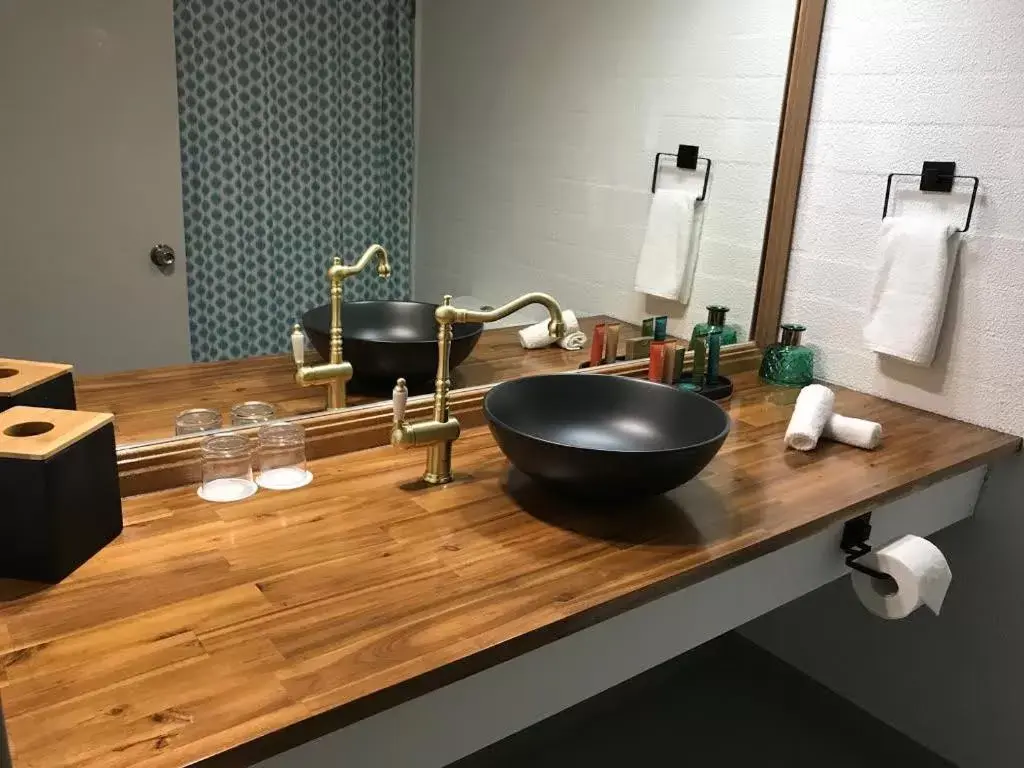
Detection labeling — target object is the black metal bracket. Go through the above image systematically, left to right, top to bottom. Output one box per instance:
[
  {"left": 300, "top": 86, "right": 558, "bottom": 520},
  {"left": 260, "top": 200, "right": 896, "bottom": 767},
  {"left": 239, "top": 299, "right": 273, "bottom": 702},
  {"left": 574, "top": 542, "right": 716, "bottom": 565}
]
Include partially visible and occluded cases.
[
  {"left": 651, "top": 144, "right": 711, "bottom": 200},
  {"left": 882, "top": 161, "right": 979, "bottom": 233},
  {"left": 840, "top": 514, "right": 894, "bottom": 582}
]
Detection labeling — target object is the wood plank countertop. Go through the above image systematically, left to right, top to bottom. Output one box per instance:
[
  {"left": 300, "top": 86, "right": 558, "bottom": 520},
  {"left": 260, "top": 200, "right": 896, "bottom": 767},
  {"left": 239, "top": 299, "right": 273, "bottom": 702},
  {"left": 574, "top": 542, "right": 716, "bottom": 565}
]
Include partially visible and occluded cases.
[
  {"left": 75, "top": 315, "right": 630, "bottom": 446},
  {"left": 1, "top": 373, "right": 1018, "bottom": 768}
]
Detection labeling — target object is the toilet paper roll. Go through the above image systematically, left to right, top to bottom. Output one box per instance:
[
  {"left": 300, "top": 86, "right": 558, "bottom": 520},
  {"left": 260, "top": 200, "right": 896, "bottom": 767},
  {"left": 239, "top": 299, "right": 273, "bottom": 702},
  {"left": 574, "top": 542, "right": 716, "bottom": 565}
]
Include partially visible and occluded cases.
[{"left": 852, "top": 535, "right": 952, "bottom": 620}]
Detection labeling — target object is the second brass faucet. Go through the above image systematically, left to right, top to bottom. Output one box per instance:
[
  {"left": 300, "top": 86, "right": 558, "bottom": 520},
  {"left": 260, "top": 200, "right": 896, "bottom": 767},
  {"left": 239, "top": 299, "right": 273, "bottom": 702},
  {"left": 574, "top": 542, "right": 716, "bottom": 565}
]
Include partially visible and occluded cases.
[
  {"left": 291, "top": 244, "right": 391, "bottom": 409},
  {"left": 392, "top": 292, "right": 565, "bottom": 484}
]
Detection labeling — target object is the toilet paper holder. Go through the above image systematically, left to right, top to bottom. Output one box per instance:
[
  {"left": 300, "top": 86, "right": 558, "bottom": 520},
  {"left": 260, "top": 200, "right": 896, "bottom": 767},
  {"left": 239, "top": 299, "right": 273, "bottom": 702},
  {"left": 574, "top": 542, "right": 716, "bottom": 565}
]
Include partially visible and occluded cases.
[{"left": 840, "top": 514, "right": 892, "bottom": 582}]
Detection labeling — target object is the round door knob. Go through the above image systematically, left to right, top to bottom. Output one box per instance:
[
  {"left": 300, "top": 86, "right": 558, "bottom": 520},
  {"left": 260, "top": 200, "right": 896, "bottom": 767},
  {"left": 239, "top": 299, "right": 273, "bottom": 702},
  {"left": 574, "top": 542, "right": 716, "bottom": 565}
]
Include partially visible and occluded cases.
[{"left": 150, "top": 244, "right": 176, "bottom": 268}]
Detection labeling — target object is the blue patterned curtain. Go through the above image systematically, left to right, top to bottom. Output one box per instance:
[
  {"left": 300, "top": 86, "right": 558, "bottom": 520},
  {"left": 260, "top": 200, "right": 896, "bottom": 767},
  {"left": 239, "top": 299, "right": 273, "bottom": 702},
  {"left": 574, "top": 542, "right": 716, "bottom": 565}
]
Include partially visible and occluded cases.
[{"left": 174, "top": 0, "right": 415, "bottom": 361}]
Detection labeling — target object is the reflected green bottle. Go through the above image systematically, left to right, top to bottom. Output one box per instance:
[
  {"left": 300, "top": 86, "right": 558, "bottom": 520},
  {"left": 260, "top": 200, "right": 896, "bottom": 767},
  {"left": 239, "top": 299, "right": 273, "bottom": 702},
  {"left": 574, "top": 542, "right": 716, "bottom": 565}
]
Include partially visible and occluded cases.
[
  {"left": 690, "top": 305, "right": 739, "bottom": 348},
  {"left": 759, "top": 323, "right": 814, "bottom": 387}
]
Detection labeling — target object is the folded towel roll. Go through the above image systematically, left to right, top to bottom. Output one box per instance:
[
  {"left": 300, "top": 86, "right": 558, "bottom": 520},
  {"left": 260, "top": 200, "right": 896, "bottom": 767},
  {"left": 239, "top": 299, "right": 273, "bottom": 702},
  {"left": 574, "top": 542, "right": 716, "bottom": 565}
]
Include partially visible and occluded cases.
[
  {"left": 634, "top": 188, "right": 704, "bottom": 302},
  {"left": 863, "top": 214, "right": 959, "bottom": 366},
  {"left": 518, "top": 310, "right": 586, "bottom": 351},
  {"left": 784, "top": 384, "right": 835, "bottom": 452},
  {"left": 823, "top": 413, "right": 882, "bottom": 450}
]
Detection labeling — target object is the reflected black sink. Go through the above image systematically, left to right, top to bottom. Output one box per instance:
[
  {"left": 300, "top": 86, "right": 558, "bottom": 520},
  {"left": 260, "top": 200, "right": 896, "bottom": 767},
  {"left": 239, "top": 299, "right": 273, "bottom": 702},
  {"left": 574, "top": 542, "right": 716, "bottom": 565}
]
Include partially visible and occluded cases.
[
  {"left": 302, "top": 301, "right": 484, "bottom": 387},
  {"left": 484, "top": 374, "right": 730, "bottom": 498}
]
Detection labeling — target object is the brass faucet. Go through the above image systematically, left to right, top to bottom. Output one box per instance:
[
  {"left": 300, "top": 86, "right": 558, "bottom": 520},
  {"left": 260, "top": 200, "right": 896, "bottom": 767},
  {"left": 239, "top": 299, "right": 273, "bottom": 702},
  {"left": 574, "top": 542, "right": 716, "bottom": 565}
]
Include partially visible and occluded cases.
[
  {"left": 291, "top": 244, "right": 391, "bottom": 409},
  {"left": 391, "top": 292, "right": 565, "bottom": 484}
]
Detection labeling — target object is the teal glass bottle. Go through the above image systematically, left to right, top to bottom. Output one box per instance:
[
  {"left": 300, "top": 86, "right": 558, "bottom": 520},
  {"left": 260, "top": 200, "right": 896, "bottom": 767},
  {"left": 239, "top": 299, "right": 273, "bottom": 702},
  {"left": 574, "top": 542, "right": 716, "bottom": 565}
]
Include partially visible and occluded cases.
[
  {"left": 690, "top": 305, "right": 739, "bottom": 347},
  {"left": 759, "top": 323, "right": 814, "bottom": 387}
]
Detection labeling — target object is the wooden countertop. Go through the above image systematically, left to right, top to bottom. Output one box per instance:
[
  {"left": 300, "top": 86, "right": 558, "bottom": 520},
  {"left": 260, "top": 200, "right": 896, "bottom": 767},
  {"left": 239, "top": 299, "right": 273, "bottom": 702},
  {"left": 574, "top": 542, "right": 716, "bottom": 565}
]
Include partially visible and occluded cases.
[
  {"left": 75, "top": 315, "right": 627, "bottom": 446},
  {"left": 1, "top": 374, "right": 1018, "bottom": 768}
]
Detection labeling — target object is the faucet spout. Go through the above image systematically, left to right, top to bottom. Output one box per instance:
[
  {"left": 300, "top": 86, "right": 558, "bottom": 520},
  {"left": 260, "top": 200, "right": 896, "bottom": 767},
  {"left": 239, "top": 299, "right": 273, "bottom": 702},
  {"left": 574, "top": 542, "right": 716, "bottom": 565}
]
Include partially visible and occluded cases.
[
  {"left": 330, "top": 244, "right": 391, "bottom": 281},
  {"left": 435, "top": 292, "right": 565, "bottom": 339}
]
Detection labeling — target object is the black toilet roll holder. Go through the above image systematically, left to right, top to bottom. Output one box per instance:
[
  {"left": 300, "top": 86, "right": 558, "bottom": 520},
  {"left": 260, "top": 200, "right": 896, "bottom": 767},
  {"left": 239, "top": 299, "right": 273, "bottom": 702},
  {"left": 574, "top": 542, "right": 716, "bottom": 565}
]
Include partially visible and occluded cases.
[{"left": 840, "top": 514, "right": 894, "bottom": 583}]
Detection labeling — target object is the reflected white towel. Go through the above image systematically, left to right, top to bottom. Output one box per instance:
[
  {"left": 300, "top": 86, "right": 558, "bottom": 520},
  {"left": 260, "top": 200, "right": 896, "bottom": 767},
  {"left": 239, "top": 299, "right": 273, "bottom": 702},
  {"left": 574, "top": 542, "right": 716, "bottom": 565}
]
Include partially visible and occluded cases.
[
  {"left": 634, "top": 189, "right": 703, "bottom": 302},
  {"left": 863, "top": 215, "right": 958, "bottom": 366},
  {"left": 518, "top": 309, "right": 586, "bottom": 351},
  {"left": 784, "top": 384, "right": 835, "bottom": 452},
  {"left": 823, "top": 413, "right": 882, "bottom": 450}
]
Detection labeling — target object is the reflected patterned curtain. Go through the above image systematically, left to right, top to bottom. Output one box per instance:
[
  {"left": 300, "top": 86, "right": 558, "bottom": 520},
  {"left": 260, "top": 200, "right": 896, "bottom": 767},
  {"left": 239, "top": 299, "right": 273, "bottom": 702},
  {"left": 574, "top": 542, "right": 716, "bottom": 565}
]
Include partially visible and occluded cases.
[{"left": 174, "top": 0, "right": 415, "bottom": 361}]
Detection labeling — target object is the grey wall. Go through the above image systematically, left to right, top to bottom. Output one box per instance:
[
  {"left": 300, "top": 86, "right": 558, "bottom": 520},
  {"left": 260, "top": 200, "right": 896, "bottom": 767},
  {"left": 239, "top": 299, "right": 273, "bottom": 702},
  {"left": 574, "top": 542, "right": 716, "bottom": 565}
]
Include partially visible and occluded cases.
[{"left": 745, "top": 455, "right": 1024, "bottom": 768}]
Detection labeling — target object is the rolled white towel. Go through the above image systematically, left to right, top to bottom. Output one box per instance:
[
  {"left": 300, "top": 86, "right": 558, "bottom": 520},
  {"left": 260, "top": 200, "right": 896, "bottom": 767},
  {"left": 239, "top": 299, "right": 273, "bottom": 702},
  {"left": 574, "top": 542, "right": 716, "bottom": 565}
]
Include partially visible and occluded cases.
[
  {"left": 519, "top": 310, "right": 586, "bottom": 351},
  {"left": 784, "top": 384, "right": 835, "bottom": 452},
  {"left": 822, "top": 413, "right": 882, "bottom": 450}
]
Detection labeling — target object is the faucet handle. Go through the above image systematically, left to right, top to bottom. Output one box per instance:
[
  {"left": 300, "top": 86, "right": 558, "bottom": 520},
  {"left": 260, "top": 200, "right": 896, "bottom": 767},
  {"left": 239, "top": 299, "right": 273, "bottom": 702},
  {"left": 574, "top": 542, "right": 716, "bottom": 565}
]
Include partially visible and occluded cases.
[
  {"left": 291, "top": 324, "right": 306, "bottom": 367},
  {"left": 393, "top": 378, "right": 408, "bottom": 423}
]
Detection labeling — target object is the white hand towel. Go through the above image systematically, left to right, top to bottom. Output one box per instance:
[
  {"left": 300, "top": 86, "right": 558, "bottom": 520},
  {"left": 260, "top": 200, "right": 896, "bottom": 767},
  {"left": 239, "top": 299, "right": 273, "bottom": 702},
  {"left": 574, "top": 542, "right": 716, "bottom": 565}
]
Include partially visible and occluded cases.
[
  {"left": 634, "top": 189, "right": 703, "bottom": 302},
  {"left": 863, "top": 215, "right": 959, "bottom": 366},
  {"left": 518, "top": 310, "right": 586, "bottom": 351},
  {"left": 784, "top": 384, "right": 835, "bottom": 451},
  {"left": 822, "top": 413, "right": 882, "bottom": 450}
]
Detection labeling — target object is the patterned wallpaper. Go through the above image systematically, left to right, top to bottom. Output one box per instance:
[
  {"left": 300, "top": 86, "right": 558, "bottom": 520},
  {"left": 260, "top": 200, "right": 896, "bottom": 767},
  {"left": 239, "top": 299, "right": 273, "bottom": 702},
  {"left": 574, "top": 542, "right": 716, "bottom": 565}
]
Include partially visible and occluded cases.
[{"left": 174, "top": 0, "right": 415, "bottom": 361}]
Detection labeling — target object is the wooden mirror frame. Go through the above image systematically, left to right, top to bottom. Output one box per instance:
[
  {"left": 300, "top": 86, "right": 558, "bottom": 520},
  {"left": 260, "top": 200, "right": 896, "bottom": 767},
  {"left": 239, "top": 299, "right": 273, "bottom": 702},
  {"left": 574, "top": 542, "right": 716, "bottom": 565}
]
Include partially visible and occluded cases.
[{"left": 117, "top": 0, "right": 827, "bottom": 496}]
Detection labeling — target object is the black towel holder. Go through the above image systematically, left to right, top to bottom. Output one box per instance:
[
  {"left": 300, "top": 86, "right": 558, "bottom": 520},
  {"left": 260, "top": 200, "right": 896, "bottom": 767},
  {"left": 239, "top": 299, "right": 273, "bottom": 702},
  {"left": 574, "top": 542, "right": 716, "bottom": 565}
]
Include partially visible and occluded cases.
[
  {"left": 651, "top": 144, "right": 711, "bottom": 200},
  {"left": 882, "top": 161, "right": 979, "bottom": 233}
]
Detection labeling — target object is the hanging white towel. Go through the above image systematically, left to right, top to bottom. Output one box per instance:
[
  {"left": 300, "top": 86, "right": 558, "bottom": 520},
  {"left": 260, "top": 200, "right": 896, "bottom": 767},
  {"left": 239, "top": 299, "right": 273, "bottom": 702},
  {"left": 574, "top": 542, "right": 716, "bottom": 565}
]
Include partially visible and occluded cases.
[
  {"left": 634, "top": 189, "right": 703, "bottom": 302},
  {"left": 863, "top": 215, "right": 959, "bottom": 366},
  {"left": 518, "top": 310, "right": 586, "bottom": 351}
]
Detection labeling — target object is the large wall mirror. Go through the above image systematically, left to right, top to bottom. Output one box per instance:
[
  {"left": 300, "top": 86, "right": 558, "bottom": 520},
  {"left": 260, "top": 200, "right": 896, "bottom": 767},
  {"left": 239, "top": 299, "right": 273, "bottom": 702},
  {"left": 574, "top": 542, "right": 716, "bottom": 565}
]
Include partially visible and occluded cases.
[{"left": 0, "top": 0, "right": 816, "bottom": 450}]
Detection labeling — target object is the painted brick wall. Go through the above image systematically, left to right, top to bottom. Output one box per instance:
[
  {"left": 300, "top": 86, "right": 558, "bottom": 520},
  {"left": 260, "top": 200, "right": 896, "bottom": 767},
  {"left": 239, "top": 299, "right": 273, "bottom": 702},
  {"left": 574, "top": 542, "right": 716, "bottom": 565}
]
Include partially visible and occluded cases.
[
  {"left": 413, "top": 0, "right": 794, "bottom": 338},
  {"left": 781, "top": 0, "right": 1024, "bottom": 436},
  {"left": 749, "top": 3, "right": 1024, "bottom": 767}
]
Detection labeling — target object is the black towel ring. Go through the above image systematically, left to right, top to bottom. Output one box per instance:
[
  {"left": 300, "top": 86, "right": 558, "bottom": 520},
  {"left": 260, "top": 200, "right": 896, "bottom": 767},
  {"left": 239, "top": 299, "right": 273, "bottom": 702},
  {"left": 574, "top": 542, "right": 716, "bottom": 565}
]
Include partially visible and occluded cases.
[
  {"left": 651, "top": 144, "right": 711, "bottom": 201},
  {"left": 882, "top": 161, "right": 979, "bottom": 233}
]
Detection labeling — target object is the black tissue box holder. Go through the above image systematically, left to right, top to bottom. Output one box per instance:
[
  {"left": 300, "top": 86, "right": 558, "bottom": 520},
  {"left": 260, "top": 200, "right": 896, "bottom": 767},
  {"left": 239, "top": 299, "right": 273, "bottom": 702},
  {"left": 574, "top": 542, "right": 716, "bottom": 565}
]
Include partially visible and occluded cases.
[{"left": 0, "top": 407, "right": 122, "bottom": 583}]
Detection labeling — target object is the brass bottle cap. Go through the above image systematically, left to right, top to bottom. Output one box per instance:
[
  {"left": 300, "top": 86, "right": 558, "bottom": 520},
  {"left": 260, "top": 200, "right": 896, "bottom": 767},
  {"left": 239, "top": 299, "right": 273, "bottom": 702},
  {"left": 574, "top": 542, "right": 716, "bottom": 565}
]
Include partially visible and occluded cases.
[{"left": 780, "top": 323, "right": 806, "bottom": 347}]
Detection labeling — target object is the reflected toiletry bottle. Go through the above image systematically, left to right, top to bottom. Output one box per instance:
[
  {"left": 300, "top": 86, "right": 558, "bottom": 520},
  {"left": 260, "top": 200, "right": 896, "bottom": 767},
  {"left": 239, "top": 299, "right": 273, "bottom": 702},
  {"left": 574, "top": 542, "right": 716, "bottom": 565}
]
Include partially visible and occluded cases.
[
  {"left": 690, "top": 305, "right": 739, "bottom": 347},
  {"left": 759, "top": 323, "right": 814, "bottom": 387},
  {"left": 705, "top": 328, "right": 722, "bottom": 385}
]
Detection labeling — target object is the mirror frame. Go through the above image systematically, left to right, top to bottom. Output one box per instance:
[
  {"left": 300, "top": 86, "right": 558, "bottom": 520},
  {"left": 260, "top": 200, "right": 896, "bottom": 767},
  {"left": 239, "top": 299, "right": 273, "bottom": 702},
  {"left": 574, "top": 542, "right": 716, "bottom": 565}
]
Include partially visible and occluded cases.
[{"left": 116, "top": 0, "right": 827, "bottom": 496}]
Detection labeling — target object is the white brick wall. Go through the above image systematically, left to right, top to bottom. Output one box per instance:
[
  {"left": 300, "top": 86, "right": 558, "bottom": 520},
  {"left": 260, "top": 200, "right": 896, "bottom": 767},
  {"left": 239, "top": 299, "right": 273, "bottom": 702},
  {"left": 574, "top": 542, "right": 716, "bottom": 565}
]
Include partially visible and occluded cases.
[
  {"left": 414, "top": 0, "right": 794, "bottom": 338},
  {"left": 782, "top": 0, "right": 1024, "bottom": 436},
  {"left": 751, "top": 6, "right": 1024, "bottom": 768}
]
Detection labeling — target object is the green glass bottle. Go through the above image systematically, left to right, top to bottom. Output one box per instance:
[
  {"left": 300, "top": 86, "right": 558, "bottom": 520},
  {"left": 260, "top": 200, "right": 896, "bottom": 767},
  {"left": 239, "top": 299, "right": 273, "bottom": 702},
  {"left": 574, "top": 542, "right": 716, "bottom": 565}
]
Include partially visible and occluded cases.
[
  {"left": 690, "top": 305, "right": 739, "bottom": 348},
  {"left": 759, "top": 323, "right": 814, "bottom": 387}
]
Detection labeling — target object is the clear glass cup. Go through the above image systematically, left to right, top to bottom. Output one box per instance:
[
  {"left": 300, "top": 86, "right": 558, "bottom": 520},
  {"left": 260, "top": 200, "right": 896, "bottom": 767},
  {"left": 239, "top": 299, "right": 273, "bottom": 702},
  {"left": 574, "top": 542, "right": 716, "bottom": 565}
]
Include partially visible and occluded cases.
[
  {"left": 230, "top": 401, "right": 276, "bottom": 427},
  {"left": 175, "top": 408, "right": 223, "bottom": 436},
  {"left": 256, "top": 422, "right": 311, "bottom": 490},
  {"left": 198, "top": 434, "right": 257, "bottom": 503}
]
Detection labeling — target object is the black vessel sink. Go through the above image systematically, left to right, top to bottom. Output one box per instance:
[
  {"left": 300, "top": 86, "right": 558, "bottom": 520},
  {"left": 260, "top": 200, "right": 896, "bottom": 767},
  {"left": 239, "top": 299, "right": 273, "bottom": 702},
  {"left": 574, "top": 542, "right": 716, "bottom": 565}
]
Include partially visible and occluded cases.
[
  {"left": 302, "top": 301, "right": 483, "bottom": 387},
  {"left": 484, "top": 374, "right": 730, "bottom": 498}
]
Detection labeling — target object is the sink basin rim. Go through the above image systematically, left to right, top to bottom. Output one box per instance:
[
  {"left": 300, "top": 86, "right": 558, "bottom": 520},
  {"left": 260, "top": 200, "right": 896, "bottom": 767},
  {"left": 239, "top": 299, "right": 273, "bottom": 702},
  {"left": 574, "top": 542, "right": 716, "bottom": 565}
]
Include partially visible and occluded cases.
[{"left": 483, "top": 373, "right": 731, "bottom": 456}]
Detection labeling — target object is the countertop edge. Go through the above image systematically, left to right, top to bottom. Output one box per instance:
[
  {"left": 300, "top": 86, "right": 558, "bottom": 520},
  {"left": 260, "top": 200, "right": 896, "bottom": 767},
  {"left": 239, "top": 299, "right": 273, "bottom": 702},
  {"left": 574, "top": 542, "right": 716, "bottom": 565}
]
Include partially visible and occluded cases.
[{"left": 190, "top": 433, "right": 1021, "bottom": 768}]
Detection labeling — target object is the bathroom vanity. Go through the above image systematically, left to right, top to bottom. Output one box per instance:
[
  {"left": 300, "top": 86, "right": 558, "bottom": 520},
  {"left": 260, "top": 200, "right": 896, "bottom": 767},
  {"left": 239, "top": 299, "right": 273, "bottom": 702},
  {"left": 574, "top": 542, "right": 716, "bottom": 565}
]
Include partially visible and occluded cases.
[{"left": 0, "top": 372, "right": 1017, "bottom": 768}]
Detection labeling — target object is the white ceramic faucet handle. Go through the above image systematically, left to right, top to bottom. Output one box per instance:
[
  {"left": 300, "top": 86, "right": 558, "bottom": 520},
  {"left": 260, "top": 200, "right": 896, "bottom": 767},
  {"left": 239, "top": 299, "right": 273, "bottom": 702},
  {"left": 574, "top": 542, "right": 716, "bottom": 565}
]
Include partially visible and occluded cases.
[
  {"left": 291, "top": 324, "right": 306, "bottom": 367},
  {"left": 393, "top": 378, "right": 408, "bottom": 423}
]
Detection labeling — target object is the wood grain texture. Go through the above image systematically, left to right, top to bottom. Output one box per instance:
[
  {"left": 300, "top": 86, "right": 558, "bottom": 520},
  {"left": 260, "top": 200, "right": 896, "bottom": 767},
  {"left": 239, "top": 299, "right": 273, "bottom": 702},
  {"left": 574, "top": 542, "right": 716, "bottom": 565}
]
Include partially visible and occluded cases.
[
  {"left": 751, "top": 0, "right": 827, "bottom": 348},
  {"left": 77, "top": 316, "right": 632, "bottom": 447},
  {"left": 113, "top": 342, "right": 760, "bottom": 498},
  {"left": 0, "top": 359, "right": 73, "bottom": 397},
  {"left": 1, "top": 372, "right": 1018, "bottom": 768},
  {"left": 0, "top": 406, "right": 113, "bottom": 460}
]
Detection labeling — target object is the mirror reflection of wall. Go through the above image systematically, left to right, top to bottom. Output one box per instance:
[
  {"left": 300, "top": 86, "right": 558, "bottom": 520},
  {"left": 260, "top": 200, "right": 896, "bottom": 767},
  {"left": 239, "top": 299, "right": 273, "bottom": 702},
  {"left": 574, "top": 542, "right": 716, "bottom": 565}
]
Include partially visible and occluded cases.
[
  {"left": 0, "top": 0, "right": 797, "bottom": 447},
  {"left": 414, "top": 0, "right": 795, "bottom": 338}
]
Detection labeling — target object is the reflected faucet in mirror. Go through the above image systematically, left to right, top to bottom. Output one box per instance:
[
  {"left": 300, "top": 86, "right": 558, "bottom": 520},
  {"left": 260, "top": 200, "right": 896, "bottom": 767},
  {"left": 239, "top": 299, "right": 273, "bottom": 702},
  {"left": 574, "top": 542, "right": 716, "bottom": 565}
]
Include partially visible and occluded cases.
[
  {"left": 291, "top": 244, "right": 391, "bottom": 410},
  {"left": 392, "top": 292, "right": 565, "bottom": 484}
]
